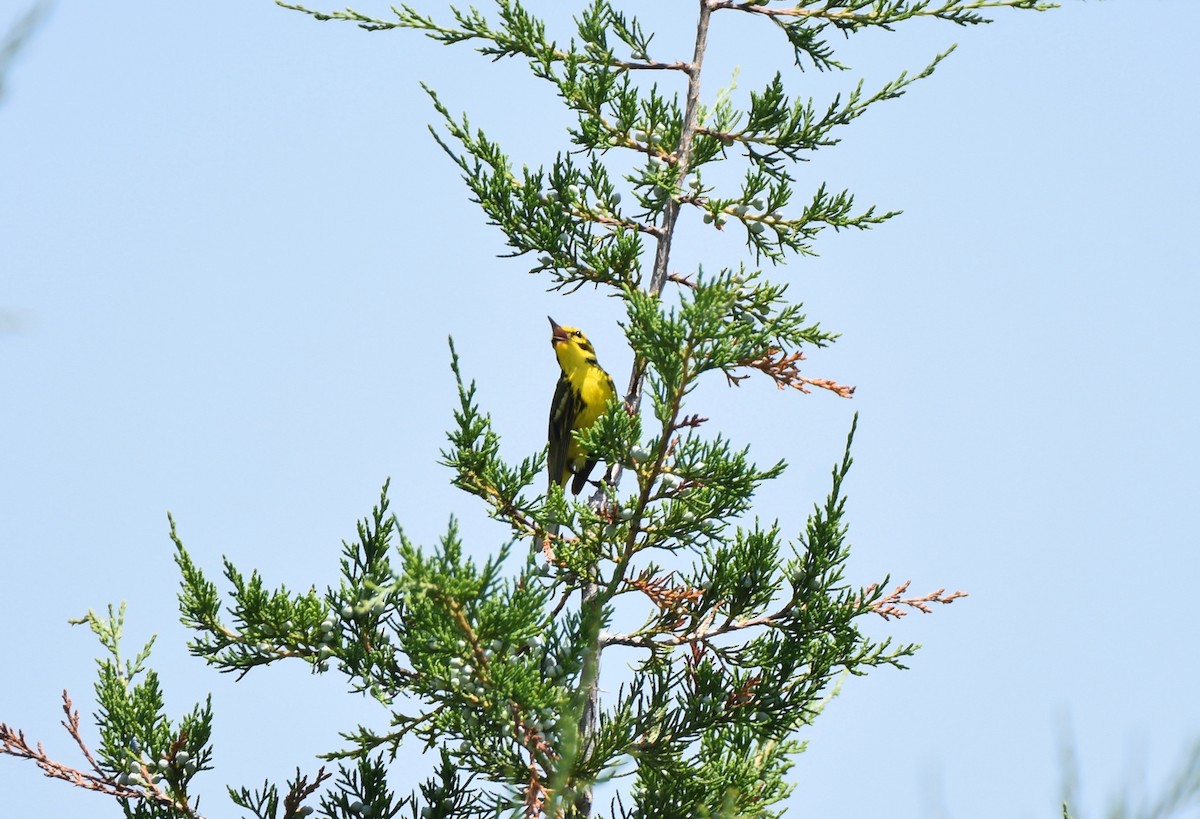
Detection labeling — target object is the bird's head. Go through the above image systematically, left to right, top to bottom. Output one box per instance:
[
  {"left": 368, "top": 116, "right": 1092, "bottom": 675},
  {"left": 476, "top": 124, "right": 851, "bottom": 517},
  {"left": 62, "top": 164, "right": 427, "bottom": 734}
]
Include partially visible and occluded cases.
[{"left": 548, "top": 316, "right": 598, "bottom": 372}]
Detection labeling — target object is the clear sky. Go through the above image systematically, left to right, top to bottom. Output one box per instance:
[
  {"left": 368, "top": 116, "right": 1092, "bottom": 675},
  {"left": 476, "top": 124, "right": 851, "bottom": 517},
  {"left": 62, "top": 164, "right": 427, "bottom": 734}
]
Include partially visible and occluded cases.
[{"left": 2, "top": 2, "right": 1198, "bottom": 818}]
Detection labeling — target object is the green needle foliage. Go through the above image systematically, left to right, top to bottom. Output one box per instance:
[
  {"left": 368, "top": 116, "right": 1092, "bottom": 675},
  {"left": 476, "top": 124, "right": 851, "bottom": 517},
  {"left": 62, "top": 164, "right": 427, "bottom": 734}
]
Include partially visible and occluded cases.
[{"left": 1, "top": 1, "right": 1062, "bottom": 818}]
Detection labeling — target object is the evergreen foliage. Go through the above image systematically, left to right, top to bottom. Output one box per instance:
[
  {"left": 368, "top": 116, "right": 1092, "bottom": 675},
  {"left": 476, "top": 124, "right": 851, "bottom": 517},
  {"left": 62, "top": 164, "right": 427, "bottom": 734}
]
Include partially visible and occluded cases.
[{"left": 1, "top": 1, "right": 1058, "bottom": 817}]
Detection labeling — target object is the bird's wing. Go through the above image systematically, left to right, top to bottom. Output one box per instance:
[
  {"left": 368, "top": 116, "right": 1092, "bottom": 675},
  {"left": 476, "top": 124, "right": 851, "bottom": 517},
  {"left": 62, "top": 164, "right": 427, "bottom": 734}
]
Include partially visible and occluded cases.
[{"left": 548, "top": 374, "right": 576, "bottom": 489}]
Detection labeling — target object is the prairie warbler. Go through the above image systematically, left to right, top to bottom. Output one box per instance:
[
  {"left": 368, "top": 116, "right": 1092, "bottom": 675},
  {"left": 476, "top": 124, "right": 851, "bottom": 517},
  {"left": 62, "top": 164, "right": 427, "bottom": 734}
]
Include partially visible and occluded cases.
[{"left": 547, "top": 317, "right": 616, "bottom": 494}]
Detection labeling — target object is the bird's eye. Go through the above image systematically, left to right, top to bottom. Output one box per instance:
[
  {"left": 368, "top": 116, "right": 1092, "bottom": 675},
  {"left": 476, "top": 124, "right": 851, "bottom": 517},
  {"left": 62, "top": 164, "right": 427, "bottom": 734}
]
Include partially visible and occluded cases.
[{"left": 572, "top": 331, "right": 582, "bottom": 338}]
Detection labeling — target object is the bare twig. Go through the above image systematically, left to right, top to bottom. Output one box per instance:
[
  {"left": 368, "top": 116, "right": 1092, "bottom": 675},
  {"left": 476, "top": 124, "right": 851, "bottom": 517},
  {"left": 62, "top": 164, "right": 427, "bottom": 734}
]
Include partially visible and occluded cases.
[
  {"left": 617, "top": 0, "right": 715, "bottom": 417},
  {"left": 725, "top": 347, "right": 856, "bottom": 398},
  {"left": 675, "top": 413, "right": 708, "bottom": 430},
  {"left": 627, "top": 571, "right": 706, "bottom": 629},
  {"left": 865, "top": 581, "right": 969, "bottom": 621},
  {"left": 602, "top": 595, "right": 788, "bottom": 650},
  {"left": 1, "top": 692, "right": 142, "bottom": 802},
  {"left": 59, "top": 692, "right": 104, "bottom": 778},
  {"left": 281, "top": 766, "right": 331, "bottom": 818}
]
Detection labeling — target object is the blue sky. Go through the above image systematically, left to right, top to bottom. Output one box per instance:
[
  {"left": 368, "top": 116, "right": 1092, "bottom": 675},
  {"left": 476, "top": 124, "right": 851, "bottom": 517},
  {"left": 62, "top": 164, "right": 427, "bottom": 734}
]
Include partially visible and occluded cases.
[{"left": 2, "top": 2, "right": 1198, "bottom": 817}]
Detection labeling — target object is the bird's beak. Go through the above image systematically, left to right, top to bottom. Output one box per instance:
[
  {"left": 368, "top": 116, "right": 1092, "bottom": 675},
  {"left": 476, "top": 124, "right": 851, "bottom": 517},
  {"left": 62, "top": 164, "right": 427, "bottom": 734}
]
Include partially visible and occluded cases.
[{"left": 548, "top": 316, "right": 568, "bottom": 345}]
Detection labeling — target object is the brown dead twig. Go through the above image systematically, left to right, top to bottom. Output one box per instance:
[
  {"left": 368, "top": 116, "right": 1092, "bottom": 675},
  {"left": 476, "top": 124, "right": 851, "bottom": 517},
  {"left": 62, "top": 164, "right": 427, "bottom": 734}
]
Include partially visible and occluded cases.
[
  {"left": 726, "top": 347, "right": 856, "bottom": 398},
  {"left": 674, "top": 413, "right": 708, "bottom": 430},
  {"left": 628, "top": 571, "right": 707, "bottom": 630},
  {"left": 865, "top": 581, "right": 968, "bottom": 621},
  {"left": 724, "top": 675, "right": 762, "bottom": 712},
  {"left": 0, "top": 690, "right": 143, "bottom": 802},
  {"left": 2, "top": 691, "right": 330, "bottom": 817},
  {"left": 511, "top": 705, "right": 558, "bottom": 818},
  {"left": 523, "top": 765, "right": 548, "bottom": 817},
  {"left": 282, "top": 766, "right": 331, "bottom": 817}
]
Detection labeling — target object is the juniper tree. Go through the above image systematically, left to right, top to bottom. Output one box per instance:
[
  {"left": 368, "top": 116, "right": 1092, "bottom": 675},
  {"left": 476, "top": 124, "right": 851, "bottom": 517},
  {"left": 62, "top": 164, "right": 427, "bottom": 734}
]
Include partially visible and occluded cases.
[{"left": 1, "top": 1, "right": 1056, "bottom": 817}]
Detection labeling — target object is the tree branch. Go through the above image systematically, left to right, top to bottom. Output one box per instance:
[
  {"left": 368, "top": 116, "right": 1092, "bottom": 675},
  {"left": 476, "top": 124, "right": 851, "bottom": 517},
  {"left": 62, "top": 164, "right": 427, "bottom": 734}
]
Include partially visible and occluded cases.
[{"left": 0, "top": 691, "right": 165, "bottom": 806}]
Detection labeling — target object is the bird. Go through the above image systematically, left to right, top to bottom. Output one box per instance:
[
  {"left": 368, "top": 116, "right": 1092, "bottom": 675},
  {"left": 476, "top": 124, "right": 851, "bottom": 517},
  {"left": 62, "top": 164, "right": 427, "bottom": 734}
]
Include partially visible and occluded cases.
[{"left": 547, "top": 316, "right": 617, "bottom": 495}]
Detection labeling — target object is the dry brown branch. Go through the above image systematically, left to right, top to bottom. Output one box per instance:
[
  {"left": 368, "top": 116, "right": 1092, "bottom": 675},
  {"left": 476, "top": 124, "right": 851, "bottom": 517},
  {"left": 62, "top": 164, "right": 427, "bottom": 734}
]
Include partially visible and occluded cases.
[
  {"left": 725, "top": 347, "right": 856, "bottom": 398},
  {"left": 797, "top": 375, "right": 857, "bottom": 398},
  {"left": 627, "top": 571, "right": 706, "bottom": 629},
  {"left": 605, "top": 577, "right": 968, "bottom": 654},
  {"left": 865, "top": 581, "right": 969, "bottom": 621},
  {"left": 602, "top": 593, "right": 787, "bottom": 650},
  {"left": 724, "top": 675, "right": 762, "bottom": 711},
  {"left": 0, "top": 691, "right": 145, "bottom": 803},
  {"left": 59, "top": 691, "right": 104, "bottom": 778},
  {"left": 509, "top": 705, "right": 557, "bottom": 817},
  {"left": 513, "top": 710, "right": 557, "bottom": 762},
  {"left": 523, "top": 764, "right": 548, "bottom": 817},
  {"left": 282, "top": 766, "right": 331, "bottom": 817}
]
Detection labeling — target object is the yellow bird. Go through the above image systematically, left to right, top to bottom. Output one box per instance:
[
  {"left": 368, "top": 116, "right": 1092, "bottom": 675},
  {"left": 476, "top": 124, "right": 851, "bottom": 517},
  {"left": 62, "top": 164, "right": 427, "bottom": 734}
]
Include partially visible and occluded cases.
[{"left": 547, "top": 317, "right": 617, "bottom": 494}]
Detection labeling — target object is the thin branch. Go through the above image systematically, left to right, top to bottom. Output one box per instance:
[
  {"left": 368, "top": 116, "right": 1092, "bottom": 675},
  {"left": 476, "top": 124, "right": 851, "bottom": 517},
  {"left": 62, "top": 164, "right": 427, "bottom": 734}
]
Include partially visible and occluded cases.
[
  {"left": 610, "top": 0, "right": 715, "bottom": 471},
  {"left": 647, "top": 0, "right": 713, "bottom": 301},
  {"left": 611, "top": 58, "right": 691, "bottom": 73},
  {"left": 562, "top": 201, "right": 664, "bottom": 238},
  {"left": 724, "top": 347, "right": 856, "bottom": 398},
  {"left": 866, "top": 581, "right": 969, "bottom": 621},
  {"left": 602, "top": 593, "right": 793, "bottom": 650},
  {"left": 0, "top": 692, "right": 151, "bottom": 804},
  {"left": 59, "top": 692, "right": 105, "bottom": 778},
  {"left": 282, "top": 766, "right": 332, "bottom": 817}
]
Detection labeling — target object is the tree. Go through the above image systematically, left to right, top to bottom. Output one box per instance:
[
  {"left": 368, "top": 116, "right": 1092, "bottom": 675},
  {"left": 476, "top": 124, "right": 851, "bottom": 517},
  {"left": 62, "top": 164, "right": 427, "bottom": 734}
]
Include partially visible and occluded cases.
[{"left": 1, "top": 1, "right": 1054, "bottom": 817}]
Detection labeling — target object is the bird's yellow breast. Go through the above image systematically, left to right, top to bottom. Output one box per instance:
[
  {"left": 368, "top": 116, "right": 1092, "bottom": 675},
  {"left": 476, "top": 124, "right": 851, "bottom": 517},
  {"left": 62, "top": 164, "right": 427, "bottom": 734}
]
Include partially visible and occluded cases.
[{"left": 570, "top": 365, "right": 614, "bottom": 431}]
